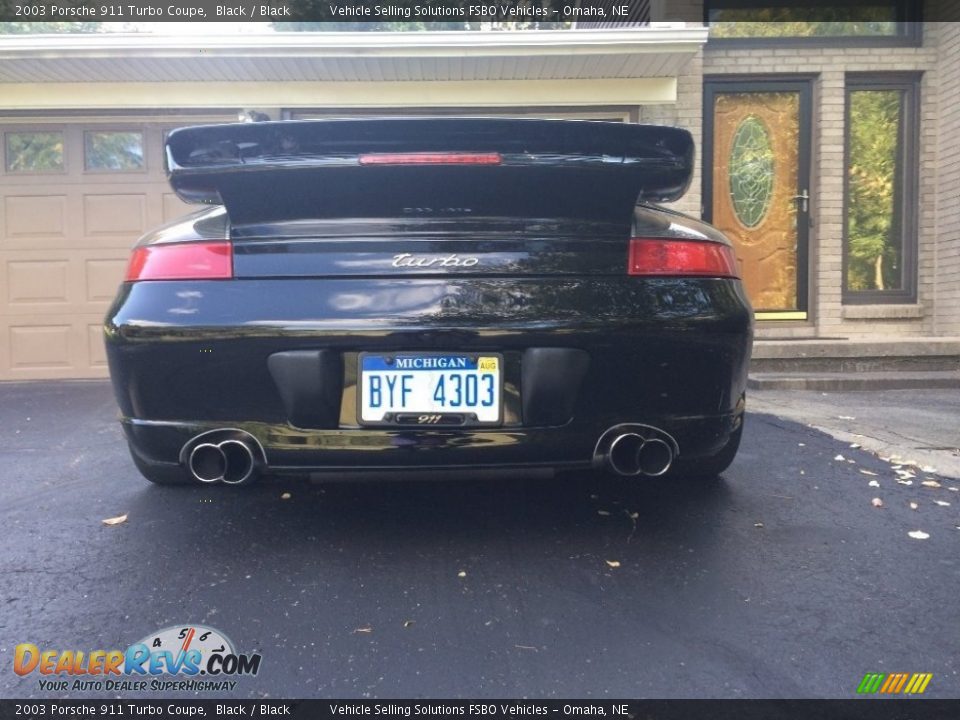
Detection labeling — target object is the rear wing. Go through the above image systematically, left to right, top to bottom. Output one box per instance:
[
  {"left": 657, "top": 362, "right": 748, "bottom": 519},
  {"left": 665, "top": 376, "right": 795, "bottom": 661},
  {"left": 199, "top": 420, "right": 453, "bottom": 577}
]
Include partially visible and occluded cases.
[{"left": 165, "top": 118, "right": 694, "bottom": 226}]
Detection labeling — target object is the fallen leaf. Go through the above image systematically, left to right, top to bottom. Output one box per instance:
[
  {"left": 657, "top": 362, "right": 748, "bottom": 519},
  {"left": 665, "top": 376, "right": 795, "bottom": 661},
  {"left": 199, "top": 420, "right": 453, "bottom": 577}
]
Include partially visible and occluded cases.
[
  {"left": 834, "top": 454, "right": 846, "bottom": 461},
  {"left": 859, "top": 469, "right": 878, "bottom": 476},
  {"left": 897, "top": 479, "right": 914, "bottom": 486},
  {"left": 868, "top": 480, "right": 880, "bottom": 488},
  {"left": 921, "top": 480, "right": 942, "bottom": 488},
  {"left": 280, "top": 492, "right": 291, "bottom": 500},
  {"left": 871, "top": 498, "right": 883, "bottom": 508},
  {"left": 935, "top": 500, "right": 951, "bottom": 507},
  {"left": 909, "top": 502, "right": 919, "bottom": 510},
  {"left": 597, "top": 510, "right": 611, "bottom": 516},
  {"left": 102, "top": 514, "right": 128, "bottom": 526},
  {"left": 907, "top": 530, "right": 930, "bottom": 540},
  {"left": 605, "top": 560, "right": 621, "bottom": 568},
  {"left": 457, "top": 570, "right": 467, "bottom": 578},
  {"left": 403, "top": 620, "right": 415, "bottom": 628},
  {"left": 353, "top": 627, "right": 373, "bottom": 634}
]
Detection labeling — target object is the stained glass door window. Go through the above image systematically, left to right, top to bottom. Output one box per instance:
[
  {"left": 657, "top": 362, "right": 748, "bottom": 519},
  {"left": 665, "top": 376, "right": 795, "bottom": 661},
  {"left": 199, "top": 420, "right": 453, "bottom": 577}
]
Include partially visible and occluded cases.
[{"left": 707, "top": 86, "right": 811, "bottom": 317}]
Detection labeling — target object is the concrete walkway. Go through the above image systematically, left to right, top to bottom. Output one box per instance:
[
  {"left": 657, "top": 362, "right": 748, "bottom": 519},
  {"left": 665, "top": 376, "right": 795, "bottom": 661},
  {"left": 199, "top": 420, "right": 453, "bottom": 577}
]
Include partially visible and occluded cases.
[{"left": 749, "top": 388, "right": 960, "bottom": 478}]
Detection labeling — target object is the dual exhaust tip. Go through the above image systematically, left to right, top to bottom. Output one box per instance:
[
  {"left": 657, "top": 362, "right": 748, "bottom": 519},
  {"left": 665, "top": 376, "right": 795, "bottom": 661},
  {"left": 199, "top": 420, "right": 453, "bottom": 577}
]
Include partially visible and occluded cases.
[
  {"left": 186, "top": 428, "right": 672, "bottom": 483},
  {"left": 607, "top": 433, "right": 674, "bottom": 477},
  {"left": 188, "top": 439, "right": 257, "bottom": 485}
]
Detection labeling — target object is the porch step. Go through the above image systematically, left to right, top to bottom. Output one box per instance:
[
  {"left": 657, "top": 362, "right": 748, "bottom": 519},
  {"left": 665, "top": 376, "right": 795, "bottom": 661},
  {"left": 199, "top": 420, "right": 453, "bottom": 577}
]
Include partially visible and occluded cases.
[
  {"left": 748, "top": 338, "right": 960, "bottom": 390},
  {"left": 750, "top": 338, "right": 960, "bottom": 374},
  {"left": 748, "top": 370, "right": 960, "bottom": 391}
]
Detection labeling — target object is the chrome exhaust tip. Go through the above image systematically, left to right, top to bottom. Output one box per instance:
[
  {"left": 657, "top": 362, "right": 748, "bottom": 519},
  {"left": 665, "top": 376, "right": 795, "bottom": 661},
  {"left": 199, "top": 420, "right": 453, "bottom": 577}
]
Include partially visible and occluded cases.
[
  {"left": 601, "top": 427, "right": 677, "bottom": 478},
  {"left": 182, "top": 430, "right": 264, "bottom": 486},
  {"left": 607, "top": 433, "right": 646, "bottom": 477},
  {"left": 637, "top": 437, "right": 673, "bottom": 477},
  {"left": 219, "top": 440, "right": 256, "bottom": 485},
  {"left": 188, "top": 443, "right": 226, "bottom": 483}
]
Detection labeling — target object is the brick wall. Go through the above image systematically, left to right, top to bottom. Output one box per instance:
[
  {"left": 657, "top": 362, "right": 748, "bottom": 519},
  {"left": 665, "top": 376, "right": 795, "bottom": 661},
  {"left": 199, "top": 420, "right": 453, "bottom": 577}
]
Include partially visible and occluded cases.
[
  {"left": 635, "top": 2, "right": 705, "bottom": 216},
  {"left": 698, "top": 19, "right": 941, "bottom": 337},
  {"left": 935, "top": 23, "right": 960, "bottom": 334},
  {"left": 637, "top": 48, "right": 704, "bottom": 217}
]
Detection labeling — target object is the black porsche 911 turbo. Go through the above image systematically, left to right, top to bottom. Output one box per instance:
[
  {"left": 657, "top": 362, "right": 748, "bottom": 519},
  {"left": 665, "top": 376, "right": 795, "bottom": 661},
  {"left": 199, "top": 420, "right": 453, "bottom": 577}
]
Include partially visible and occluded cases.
[{"left": 104, "top": 118, "right": 753, "bottom": 486}]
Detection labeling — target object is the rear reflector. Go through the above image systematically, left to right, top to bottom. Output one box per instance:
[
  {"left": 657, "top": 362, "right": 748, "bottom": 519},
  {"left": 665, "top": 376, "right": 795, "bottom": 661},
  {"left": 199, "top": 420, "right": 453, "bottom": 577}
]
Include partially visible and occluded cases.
[
  {"left": 358, "top": 152, "right": 502, "bottom": 166},
  {"left": 628, "top": 238, "right": 740, "bottom": 278},
  {"left": 125, "top": 242, "right": 233, "bottom": 281}
]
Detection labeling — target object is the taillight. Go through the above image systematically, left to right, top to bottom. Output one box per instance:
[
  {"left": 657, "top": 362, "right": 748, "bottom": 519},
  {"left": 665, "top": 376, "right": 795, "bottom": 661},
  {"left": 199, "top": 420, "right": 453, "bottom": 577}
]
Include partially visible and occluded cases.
[
  {"left": 358, "top": 152, "right": 502, "bottom": 166},
  {"left": 627, "top": 238, "right": 740, "bottom": 279},
  {"left": 125, "top": 242, "right": 233, "bottom": 282}
]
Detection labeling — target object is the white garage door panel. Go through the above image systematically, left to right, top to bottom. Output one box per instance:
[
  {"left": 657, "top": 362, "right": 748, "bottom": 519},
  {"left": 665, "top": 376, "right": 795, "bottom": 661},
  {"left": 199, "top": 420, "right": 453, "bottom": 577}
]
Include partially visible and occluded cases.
[
  {"left": 0, "top": 118, "right": 226, "bottom": 381},
  {"left": 3, "top": 195, "right": 68, "bottom": 239},
  {"left": 0, "top": 248, "right": 136, "bottom": 315},
  {"left": 0, "top": 314, "right": 109, "bottom": 379}
]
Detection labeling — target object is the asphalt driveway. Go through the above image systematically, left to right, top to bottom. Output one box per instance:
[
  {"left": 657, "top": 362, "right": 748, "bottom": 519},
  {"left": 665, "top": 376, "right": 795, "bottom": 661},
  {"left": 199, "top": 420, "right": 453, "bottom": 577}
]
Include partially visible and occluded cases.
[{"left": 1, "top": 381, "right": 958, "bottom": 699}]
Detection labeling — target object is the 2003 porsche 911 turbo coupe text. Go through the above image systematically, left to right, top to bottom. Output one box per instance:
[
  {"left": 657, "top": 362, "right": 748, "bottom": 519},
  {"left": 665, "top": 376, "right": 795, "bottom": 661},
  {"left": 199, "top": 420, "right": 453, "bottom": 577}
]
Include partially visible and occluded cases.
[{"left": 104, "top": 118, "right": 753, "bottom": 486}]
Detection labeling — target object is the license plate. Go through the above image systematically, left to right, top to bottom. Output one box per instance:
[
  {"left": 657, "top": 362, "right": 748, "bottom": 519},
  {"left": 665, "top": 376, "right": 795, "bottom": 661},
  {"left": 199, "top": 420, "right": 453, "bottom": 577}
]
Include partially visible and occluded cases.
[{"left": 359, "top": 353, "right": 502, "bottom": 426}]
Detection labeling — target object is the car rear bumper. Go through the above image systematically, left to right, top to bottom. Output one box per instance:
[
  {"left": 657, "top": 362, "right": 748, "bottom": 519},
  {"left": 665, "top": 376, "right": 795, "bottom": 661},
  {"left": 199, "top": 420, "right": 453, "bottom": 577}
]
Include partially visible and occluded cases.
[
  {"left": 106, "top": 276, "right": 752, "bottom": 473},
  {"left": 121, "top": 410, "right": 742, "bottom": 474}
]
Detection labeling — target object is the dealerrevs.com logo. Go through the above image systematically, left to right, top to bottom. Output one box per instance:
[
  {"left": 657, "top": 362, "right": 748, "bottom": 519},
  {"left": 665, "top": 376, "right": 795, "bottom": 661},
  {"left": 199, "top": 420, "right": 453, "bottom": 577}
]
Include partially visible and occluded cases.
[{"left": 14, "top": 624, "right": 262, "bottom": 693}]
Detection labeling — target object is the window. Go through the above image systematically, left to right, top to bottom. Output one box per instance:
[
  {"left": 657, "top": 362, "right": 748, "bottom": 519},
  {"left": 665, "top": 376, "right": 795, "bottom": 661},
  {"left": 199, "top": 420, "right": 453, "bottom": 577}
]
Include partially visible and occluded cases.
[
  {"left": 705, "top": 1, "right": 920, "bottom": 45},
  {"left": 843, "top": 74, "right": 919, "bottom": 303},
  {"left": 84, "top": 131, "right": 144, "bottom": 171},
  {"left": 5, "top": 132, "right": 64, "bottom": 172}
]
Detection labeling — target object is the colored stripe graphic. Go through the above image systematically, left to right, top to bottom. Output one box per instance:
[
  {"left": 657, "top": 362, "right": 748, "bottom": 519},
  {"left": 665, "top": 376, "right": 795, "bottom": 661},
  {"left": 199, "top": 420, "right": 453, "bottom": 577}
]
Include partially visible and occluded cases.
[
  {"left": 858, "top": 672, "right": 932, "bottom": 694},
  {"left": 857, "top": 673, "right": 885, "bottom": 694},
  {"left": 880, "top": 673, "right": 900, "bottom": 693},
  {"left": 904, "top": 673, "right": 933, "bottom": 694}
]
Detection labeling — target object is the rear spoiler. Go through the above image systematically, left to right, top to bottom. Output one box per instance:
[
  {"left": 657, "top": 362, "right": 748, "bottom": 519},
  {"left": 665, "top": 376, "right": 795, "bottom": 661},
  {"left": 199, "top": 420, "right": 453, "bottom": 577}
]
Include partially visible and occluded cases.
[{"left": 165, "top": 118, "right": 694, "bottom": 226}]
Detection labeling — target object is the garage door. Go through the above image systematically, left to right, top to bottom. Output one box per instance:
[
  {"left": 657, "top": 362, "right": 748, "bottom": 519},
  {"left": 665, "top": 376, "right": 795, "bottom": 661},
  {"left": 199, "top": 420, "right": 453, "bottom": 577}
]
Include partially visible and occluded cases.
[
  {"left": 1, "top": 110, "right": 627, "bottom": 381},
  {"left": 0, "top": 116, "right": 228, "bottom": 381}
]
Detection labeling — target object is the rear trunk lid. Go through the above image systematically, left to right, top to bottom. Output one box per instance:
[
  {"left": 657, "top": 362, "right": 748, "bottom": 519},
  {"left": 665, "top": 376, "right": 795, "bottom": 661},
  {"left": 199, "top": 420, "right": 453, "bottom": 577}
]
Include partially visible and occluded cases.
[{"left": 164, "top": 118, "right": 694, "bottom": 278}]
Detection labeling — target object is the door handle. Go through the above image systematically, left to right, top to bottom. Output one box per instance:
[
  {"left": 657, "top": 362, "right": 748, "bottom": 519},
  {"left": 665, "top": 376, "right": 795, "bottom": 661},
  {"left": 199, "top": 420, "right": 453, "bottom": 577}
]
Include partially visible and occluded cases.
[{"left": 793, "top": 190, "right": 810, "bottom": 213}]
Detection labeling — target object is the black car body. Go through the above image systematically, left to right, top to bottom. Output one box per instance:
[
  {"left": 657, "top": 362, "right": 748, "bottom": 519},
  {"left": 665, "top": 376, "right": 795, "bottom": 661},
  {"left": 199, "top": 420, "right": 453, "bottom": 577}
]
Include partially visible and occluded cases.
[{"left": 104, "top": 118, "right": 753, "bottom": 485}]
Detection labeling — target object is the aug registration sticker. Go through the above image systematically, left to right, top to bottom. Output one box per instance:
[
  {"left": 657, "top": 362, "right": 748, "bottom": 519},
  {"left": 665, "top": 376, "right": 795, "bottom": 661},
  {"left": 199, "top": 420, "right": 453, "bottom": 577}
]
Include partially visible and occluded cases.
[{"left": 359, "top": 354, "right": 502, "bottom": 425}]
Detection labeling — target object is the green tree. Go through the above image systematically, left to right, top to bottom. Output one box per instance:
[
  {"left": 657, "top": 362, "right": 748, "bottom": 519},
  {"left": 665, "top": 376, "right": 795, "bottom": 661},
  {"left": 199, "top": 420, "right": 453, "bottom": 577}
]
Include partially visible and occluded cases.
[
  {"left": 709, "top": 8, "right": 896, "bottom": 39},
  {"left": 846, "top": 90, "right": 901, "bottom": 291},
  {"left": 5, "top": 132, "right": 64, "bottom": 171},
  {"left": 85, "top": 132, "right": 144, "bottom": 170}
]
